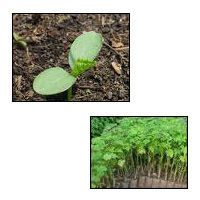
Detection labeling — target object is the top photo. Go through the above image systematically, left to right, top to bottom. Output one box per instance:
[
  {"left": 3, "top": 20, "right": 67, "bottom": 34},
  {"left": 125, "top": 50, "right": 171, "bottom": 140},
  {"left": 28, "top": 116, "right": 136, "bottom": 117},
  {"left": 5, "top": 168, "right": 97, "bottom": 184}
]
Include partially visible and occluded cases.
[{"left": 12, "top": 13, "right": 130, "bottom": 102}]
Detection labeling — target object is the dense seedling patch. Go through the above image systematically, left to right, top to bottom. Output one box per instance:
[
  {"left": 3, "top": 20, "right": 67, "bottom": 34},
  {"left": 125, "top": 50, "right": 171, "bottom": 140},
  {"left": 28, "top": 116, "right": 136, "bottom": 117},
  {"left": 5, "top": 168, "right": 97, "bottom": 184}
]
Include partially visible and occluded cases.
[
  {"left": 91, "top": 117, "right": 187, "bottom": 188},
  {"left": 91, "top": 117, "right": 122, "bottom": 138}
]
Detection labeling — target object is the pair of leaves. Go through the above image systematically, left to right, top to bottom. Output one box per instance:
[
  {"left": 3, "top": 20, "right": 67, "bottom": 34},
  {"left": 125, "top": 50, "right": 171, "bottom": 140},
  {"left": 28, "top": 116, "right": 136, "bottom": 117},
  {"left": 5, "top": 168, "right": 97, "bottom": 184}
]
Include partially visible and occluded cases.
[{"left": 33, "top": 31, "right": 103, "bottom": 95}]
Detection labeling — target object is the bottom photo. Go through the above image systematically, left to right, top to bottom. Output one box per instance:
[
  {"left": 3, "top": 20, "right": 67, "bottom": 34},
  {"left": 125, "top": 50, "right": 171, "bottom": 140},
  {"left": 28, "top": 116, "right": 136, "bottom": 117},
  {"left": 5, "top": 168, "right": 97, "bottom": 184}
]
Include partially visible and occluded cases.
[{"left": 90, "top": 116, "right": 188, "bottom": 189}]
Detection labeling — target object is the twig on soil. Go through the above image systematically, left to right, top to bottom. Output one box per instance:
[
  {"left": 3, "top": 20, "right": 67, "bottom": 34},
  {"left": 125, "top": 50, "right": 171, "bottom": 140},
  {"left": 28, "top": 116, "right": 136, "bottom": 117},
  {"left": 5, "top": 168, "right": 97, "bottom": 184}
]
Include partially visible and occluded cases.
[
  {"left": 102, "top": 16, "right": 105, "bottom": 27},
  {"left": 111, "top": 30, "right": 117, "bottom": 41},
  {"left": 103, "top": 41, "right": 129, "bottom": 62},
  {"left": 103, "top": 41, "right": 122, "bottom": 56},
  {"left": 115, "top": 47, "right": 129, "bottom": 51}
]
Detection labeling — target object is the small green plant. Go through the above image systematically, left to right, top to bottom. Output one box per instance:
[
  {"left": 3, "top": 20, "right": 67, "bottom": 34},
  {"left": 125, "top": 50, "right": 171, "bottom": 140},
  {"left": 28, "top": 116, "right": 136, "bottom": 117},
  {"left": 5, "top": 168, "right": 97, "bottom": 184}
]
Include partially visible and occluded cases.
[
  {"left": 33, "top": 31, "right": 103, "bottom": 101},
  {"left": 13, "top": 32, "right": 27, "bottom": 47}
]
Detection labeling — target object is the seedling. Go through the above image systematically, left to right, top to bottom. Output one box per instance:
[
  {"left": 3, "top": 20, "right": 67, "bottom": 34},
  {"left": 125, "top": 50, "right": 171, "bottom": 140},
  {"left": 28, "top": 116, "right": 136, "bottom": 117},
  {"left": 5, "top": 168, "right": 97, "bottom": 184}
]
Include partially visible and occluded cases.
[
  {"left": 33, "top": 31, "right": 103, "bottom": 101},
  {"left": 13, "top": 32, "right": 27, "bottom": 47}
]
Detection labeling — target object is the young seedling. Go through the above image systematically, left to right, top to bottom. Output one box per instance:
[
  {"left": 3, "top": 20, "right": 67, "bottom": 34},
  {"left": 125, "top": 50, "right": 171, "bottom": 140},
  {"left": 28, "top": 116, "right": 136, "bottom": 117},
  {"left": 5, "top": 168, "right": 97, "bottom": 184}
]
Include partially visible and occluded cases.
[
  {"left": 33, "top": 31, "right": 103, "bottom": 101},
  {"left": 13, "top": 32, "right": 27, "bottom": 47}
]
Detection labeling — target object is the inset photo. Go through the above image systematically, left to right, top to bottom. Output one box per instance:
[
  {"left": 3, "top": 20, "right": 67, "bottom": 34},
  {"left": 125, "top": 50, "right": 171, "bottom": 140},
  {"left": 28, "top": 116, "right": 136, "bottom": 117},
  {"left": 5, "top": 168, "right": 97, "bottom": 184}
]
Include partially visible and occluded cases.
[
  {"left": 12, "top": 13, "right": 130, "bottom": 102},
  {"left": 90, "top": 116, "right": 188, "bottom": 189}
]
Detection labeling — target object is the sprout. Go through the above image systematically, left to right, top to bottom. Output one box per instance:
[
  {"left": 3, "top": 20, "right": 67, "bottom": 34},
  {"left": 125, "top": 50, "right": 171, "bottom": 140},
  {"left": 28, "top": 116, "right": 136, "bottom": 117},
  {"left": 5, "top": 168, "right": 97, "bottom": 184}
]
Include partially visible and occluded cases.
[
  {"left": 33, "top": 31, "right": 103, "bottom": 101},
  {"left": 13, "top": 32, "right": 27, "bottom": 47}
]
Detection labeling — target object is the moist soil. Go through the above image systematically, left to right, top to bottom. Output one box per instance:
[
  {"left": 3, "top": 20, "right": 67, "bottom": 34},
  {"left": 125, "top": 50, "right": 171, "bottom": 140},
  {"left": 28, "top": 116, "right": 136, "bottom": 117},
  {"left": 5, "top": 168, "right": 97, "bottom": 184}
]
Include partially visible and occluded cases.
[{"left": 12, "top": 14, "right": 130, "bottom": 101}]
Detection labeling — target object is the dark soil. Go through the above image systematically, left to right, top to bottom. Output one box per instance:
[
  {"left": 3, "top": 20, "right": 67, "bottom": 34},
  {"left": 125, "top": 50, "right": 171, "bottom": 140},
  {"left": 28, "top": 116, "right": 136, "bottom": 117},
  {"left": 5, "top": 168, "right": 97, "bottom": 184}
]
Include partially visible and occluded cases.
[{"left": 12, "top": 14, "right": 130, "bottom": 101}]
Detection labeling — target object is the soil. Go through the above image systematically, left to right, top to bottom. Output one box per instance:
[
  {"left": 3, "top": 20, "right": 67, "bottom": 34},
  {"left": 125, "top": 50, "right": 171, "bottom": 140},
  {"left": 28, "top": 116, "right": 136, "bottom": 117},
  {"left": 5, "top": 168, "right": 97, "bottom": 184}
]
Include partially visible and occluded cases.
[
  {"left": 12, "top": 14, "right": 130, "bottom": 102},
  {"left": 114, "top": 176, "right": 187, "bottom": 188}
]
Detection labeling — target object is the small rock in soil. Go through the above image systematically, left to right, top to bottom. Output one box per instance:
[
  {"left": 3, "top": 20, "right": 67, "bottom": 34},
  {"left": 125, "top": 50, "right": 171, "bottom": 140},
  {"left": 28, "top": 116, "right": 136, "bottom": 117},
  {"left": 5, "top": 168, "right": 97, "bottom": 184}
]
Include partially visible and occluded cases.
[
  {"left": 111, "top": 62, "right": 122, "bottom": 75},
  {"left": 107, "top": 91, "right": 112, "bottom": 100}
]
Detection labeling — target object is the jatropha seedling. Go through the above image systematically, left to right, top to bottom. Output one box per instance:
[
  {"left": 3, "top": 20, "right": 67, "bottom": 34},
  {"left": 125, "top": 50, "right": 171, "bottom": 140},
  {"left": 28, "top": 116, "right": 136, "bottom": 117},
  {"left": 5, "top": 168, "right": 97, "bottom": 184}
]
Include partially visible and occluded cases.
[
  {"left": 33, "top": 31, "right": 103, "bottom": 100},
  {"left": 91, "top": 117, "right": 187, "bottom": 188}
]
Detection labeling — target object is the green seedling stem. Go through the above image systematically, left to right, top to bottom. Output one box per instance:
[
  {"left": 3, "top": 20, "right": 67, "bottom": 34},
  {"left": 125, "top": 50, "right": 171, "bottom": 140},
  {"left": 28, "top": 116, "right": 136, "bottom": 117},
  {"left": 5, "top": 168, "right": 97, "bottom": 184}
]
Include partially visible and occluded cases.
[
  {"left": 67, "top": 86, "right": 72, "bottom": 101},
  {"left": 158, "top": 153, "right": 164, "bottom": 179},
  {"left": 164, "top": 157, "right": 170, "bottom": 180},
  {"left": 169, "top": 157, "right": 175, "bottom": 180},
  {"left": 173, "top": 165, "right": 178, "bottom": 182},
  {"left": 180, "top": 165, "right": 186, "bottom": 183}
]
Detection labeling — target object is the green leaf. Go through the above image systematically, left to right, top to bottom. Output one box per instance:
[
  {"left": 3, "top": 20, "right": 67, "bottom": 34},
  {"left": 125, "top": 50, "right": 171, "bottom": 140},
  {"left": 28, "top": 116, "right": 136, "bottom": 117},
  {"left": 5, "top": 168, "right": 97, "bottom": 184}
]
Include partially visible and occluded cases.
[
  {"left": 69, "top": 31, "right": 103, "bottom": 68},
  {"left": 13, "top": 32, "right": 27, "bottom": 47},
  {"left": 13, "top": 32, "right": 20, "bottom": 41},
  {"left": 18, "top": 40, "right": 27, "bottom": 47},
  {"left": 71, "top": 59, "right": 95, "bottom": 77},
  {"left": 33, "top": 67, "right": 76, "bottom": 95},
  {"left": 149, "top": 146, "right": 155, "bottom": 153},
  {"left": 138, "top": 147, "right": 146, "bottom": 154},
  {"left": 167, "top": 149, "right": 174, "bottom": 158},
  {"left": 103, "top": 154, "right": 112, "bottom": 161},
  {"left": 180, "top": 156, "right": 186, "bottom": 163},
  {"left": 118, "top": 160, "right": 125, "bottom": 168},
  {"left": 97, "top": 165, "right": 107, "bottom": 174}
]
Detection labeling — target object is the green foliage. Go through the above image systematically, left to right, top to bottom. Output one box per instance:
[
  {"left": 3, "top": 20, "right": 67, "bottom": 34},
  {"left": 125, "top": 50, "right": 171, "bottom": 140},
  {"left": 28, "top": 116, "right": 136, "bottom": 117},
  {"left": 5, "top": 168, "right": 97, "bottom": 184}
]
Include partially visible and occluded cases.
[
  {"left": 33, "top": 31, "right": 103, "bottom": 98},
  {"left": 13, "top": 32, "right": 27, "bottom": 47},
  {"left": 33, "top": 67, "right": 76, "bottom": 95},
  {"left": 91, "top": 117, "right": 187, "bottom": 188},
  {"left": 91, "top": 117, "right": 122, "bottom": 138}
]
